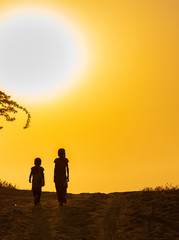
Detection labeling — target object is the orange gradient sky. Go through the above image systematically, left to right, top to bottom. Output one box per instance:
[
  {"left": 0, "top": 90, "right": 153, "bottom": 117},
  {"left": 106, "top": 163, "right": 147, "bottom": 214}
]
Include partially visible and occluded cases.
[{"left": 0, "top": 0, "right": 179, "bottom": 193}]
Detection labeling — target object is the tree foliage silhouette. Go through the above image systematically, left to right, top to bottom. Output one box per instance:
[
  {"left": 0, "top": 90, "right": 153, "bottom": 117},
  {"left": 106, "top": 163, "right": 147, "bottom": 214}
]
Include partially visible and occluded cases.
[{"left": 0, "top": 91, "right": 30, "bottom": 129}]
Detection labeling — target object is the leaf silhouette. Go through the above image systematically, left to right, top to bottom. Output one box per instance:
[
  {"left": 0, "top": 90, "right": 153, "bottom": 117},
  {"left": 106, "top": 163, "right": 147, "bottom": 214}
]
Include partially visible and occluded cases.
[{"left": 0, "top": 91, "right": 31, "bottom": 129}]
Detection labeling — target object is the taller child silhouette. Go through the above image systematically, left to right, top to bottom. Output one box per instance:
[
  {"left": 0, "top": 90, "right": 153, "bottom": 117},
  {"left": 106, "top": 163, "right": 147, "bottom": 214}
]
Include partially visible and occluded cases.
[{"left": 54, "top": 148, "right": 69, "bottom": 205}]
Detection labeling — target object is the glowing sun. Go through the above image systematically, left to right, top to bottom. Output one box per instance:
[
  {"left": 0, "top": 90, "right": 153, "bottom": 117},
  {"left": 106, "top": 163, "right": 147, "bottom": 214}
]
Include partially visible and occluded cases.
[{"left": 0, "top": 7, "right": 87, "bottom": 100}]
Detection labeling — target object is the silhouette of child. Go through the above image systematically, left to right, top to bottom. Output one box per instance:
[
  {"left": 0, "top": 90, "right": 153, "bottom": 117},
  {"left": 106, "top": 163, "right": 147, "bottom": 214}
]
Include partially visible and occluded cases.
[
  {"left": 54, "top": 148, "right": 69, "bottom": 205},
  {"left": 29, "top": 158, "right": 45, "bottom": 205}
]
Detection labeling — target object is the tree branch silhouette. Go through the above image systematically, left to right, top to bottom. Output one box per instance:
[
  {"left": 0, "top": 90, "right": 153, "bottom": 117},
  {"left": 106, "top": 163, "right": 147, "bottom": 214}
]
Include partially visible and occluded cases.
[{"left": 0, "top": 91, "right": 30, "bottom": 129}]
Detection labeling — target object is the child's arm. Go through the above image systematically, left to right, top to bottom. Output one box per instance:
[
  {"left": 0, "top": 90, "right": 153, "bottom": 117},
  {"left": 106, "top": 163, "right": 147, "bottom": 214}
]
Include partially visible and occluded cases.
[
  {"left": 66, "top": 163, "right": 69, "bottom": 182},
  {"left": 54, "top": 164, "right": 56, "bottom": 182},
  {"left": 29, "top": 169, "right": 32, "bottom": 183},
  {"left": 42, "top": 170, "right": 45, "bottom": 186}
]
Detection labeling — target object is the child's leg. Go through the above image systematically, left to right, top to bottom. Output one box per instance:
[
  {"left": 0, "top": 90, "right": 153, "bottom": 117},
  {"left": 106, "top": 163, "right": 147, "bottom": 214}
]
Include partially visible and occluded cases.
[
  {"left": 55, "top": 182, "right": 62, "bottom": 203},
  {"left": 62, "top": 185, "right": 67, "bottom": 203},
  {"left": 64, "top": 187, "right": 67, "bottom": 203},
  {"left": 37, "top": 189, "right": 41, "bottom": 202},
  {"left": 33, "top": 190, "right": 38, "bottom": 204},
  {"left": 33, "top": 190, "right": 35, "bottom": 197}
]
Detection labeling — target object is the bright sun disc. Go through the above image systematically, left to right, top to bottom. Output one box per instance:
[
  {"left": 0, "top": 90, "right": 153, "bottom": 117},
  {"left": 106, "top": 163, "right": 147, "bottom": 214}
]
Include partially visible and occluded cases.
[{"left": 0, "top": 7, "right": 88, "bottom": 101}]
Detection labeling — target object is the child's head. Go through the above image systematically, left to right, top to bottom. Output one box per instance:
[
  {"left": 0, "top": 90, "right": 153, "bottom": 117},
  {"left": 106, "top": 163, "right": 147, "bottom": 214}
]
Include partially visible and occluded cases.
[
  {"left": 58, "top": 148, "right": 65, "bottom": 158},
  {"left": 34, "top": 158, "right": 41, "bottom": 166}
]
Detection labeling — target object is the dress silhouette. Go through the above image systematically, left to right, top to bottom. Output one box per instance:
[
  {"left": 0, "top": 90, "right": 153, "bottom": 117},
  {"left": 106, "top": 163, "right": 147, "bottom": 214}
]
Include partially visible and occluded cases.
[
  {"left": 54, "top": 148, "right": 69, "bottom": 205},
  {"left": 29, "top": 158, "right": 45, "bottom": 204}
]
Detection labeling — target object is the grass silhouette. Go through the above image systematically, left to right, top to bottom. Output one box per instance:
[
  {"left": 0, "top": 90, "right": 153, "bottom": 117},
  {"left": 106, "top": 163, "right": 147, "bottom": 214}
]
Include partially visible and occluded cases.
[
  {"left": 0, "top": 179, "right": 17, "bottom": 189},
  {"left": 142, "top": 183, "right": 179, "bottom": 192}
]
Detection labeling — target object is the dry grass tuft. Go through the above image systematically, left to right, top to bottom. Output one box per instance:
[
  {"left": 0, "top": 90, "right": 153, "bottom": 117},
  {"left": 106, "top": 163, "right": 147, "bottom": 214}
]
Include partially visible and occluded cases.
[
  {"left": 0, "top": 179, "right": 17, "bottom": 189},
  {"left": 142, "top": 183, "right": 179, "bottom": 192}
]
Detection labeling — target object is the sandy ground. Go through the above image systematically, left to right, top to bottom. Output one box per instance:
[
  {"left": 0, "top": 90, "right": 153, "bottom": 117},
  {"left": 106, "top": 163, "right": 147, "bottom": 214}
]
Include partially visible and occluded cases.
[{"left": 0, "top": 188, "right": 178, "bottom": 240}]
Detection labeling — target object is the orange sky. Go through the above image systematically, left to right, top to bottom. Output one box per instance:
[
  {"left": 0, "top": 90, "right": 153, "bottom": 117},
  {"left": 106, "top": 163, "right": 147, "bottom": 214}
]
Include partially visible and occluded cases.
[{"left": 0, "top": 0, "right": 179, "bottom": 193}]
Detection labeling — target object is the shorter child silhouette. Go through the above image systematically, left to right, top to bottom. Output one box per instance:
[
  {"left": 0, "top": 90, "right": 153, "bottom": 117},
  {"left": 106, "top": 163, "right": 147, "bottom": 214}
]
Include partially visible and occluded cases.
[{"left": 29, "top": 158, "right": 45, "bottom": 205}]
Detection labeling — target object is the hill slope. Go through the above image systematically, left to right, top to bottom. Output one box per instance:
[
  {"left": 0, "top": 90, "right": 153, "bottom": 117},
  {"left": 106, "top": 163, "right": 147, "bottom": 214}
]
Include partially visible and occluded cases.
[{"left": 0, "top": 189, "right": 178, "bottom": 239}]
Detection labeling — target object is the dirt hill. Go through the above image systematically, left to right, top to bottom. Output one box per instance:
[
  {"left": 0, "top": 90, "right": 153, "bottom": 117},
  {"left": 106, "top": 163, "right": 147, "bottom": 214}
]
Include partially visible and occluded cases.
[{"left": 0, "top": 188, "right": 178, "bottom": 240}]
